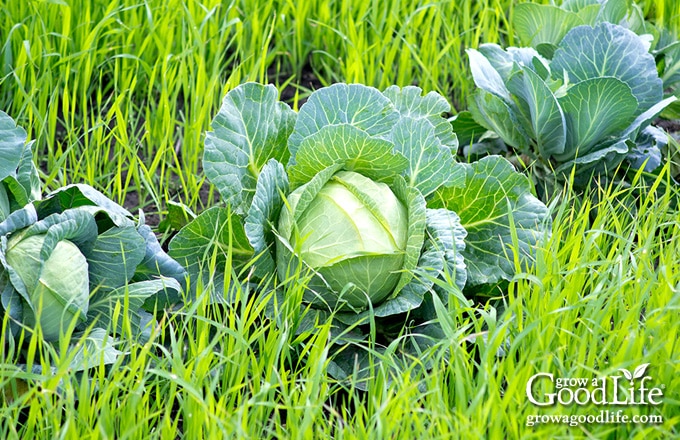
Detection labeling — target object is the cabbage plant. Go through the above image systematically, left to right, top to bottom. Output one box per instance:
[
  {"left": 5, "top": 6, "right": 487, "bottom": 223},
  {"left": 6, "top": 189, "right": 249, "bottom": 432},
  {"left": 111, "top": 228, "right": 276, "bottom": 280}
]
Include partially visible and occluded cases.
[
  {"left": 513, "top": 0, "right": 680, "bottom": 119},
  {"left": 466, "top": 22, "right": 676, "bottom": 190},
  {"left": 168, "top": 82, "right": 551, "bottom": 379},
  {"left": 0, "top": 111, "right": 186, "bottom": 369},
  {"left": 1, "top": 195, "right": 185, "bottom": 344}
]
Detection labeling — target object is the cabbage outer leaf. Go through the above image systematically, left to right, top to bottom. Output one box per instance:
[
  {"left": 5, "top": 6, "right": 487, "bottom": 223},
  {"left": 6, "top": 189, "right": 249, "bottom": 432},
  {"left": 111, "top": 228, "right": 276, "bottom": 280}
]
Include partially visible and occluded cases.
[
  {"left": 514, "top": 3, "right": 586, "bottom": 48},
  {"left": 551, "top": 22, "right": 662, "bottom": 113},
  {"left": 507, "top": 67, "right": 567, "bottom": 158},
  {"left": 556, "top": 77, "right": 638, "bottom": 161},
  {"left": 203, "top": 83, "right": 296, "bottom": 215},
  {"left": 287, "top": 83, "right": 399, "bottom": 161},
  {"left": 382, "top": 85, "right": 458, "bottom": 149},
  {"left": 0, "top": 110, "right": 27, "bottom": 183},
  {"left": 0, "top": 111, "right": 40, "bottom": 216},
  {"left": 287, "top": 124, "right": 408, "bottom": 187},
  {"left": 431, "top": 156, "right": 551, "bottom": 285},
  {"left": 245, "top": 159, "right": 290, "bottom": 277},
  {"left": 168, "top": 206, "right": 253, "bottom": 298},
  {"left": 88, "top": 277, "right": 182, "bottom": 336}
]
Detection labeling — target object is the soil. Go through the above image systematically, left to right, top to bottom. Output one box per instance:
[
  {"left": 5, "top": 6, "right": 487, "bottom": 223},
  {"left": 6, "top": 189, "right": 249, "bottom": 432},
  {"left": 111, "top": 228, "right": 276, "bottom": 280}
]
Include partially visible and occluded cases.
[
  {"left": 274, "top": 65, "right": 326, "bottom": 105},
  {"left": 656, "top": 118, "right": 680, "bottom": 134}
]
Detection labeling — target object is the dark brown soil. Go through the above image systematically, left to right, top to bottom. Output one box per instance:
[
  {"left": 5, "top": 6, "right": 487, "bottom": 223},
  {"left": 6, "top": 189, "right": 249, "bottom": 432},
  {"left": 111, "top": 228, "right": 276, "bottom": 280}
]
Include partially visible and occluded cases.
[
  {"left": 274, "top": 66, "right": 326, "bottom": 105},
  {"left": 657, "top": 118, "right": 680, "bottom": 134}
]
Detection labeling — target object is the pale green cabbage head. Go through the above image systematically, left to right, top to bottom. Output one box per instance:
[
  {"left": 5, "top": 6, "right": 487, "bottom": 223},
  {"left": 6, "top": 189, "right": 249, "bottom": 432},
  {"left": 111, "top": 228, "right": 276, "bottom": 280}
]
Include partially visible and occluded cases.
[
  {"left": 278, "top": 170, "right": 408, "bottom": 310},
  {"left": 5, "top": 234, "right": 89, "bottom": 341}
]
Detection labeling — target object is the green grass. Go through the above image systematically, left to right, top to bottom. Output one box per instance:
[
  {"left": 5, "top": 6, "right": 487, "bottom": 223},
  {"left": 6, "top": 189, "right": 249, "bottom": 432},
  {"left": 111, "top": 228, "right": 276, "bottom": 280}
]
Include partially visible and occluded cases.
[
  {"left": 0, "top": 0, "right": 535, "bottom": 220},
  {"left": 1, "top": 0, "right": 680, "bottom": 438},
  {"left": 1, "top": 0, "right": 677, "bottom": 217},
  {"left": 1, "top": 169, "right": 678, "bottom": 438}
]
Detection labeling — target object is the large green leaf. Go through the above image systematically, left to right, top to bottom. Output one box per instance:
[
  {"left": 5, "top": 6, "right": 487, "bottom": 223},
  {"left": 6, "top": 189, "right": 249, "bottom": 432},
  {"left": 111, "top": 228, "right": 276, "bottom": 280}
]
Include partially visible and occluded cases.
[
  {"left": 560, "top": 0, "right": 630, "bottom": 25},
  {"left": 562, "top": 0, "right": 600, "bottom": 12},
  {"left": 599, "top": 0, "right": 631, "bottom": 24},
  {"left": 514, "top": 3, "right": 585, "bottom": 48},
  {"left": 551, "top": 23, "right": 663, "bottom": 113},
  {"left": 477, "top": 44, "right": 548, "bottom": 84},
  {"left": 467, "top": 49, "right": 511, "bottom": 101},
  {"left": 508, "top": 67, "right": 567, "bottom": 157},
  {"left": 557, "top": 77, "right": 638, "bottom": 160},
  {"left": 203, "top": 83, "right": 296, "bottom": 214},
  {"left": 287, "top": 83, "right": 399, "bottom": 162},
  {"left": 382, "top": 85, "right": 458, "bottom": 149},
  {"left": 469, "top": 89, "right": 530, "bottom": 150},
  {"left": 621, "top": 96, "right": 678, "bottom": 141},
  {"left": 0, "top": 110, "right": 26, "bottom": 182},
  {"left": 0, "top": 111, "right": 40, "bottom": 214},
  {"left": 451, "top": 111, "right": 488, "bottom": 149},
  {"left": 389, "top": 117, "right": 464, "bottom": 198},
  {"left": 287, "top": 124, "right": 409, "bottom": 187},
  {"left": 626, "top": 126, "right": 665, "bottom": 172},
  {"left": 13, "top": 138, "right": 40, "bottom": 203},
  {"left": 554, "top": 139, "right": 629, "bottom": 180},
  {"left": 2, "top": 141, "right": 40, "bottom": 212},
  {"left": 431, "top": 156, "right": 550, "bottom": 286},
  {"left": 244, "top": 159, "right": 289, "bottom": 277},
  {"left": 390, "top": 176, "right": 427, "bottom": 297},
  {"left": 37, "top": 184, "right": 134, "bottom": 226},
  {"left": 0, "top": 185, "right": 8, "bottom": 222},
  {"left": 158, "top": 201, "right": 196, "bottom": 232},
  {"left": 0, "top": 204, "right": 37, "bottom": 236},
  {"left": 0, "top": 206, "right": 39, "bottom": 311},
  {"left": 168, "top": 206, "right": 253, "bottom": 294},
  {"left": 423, "top": 208, "right": 467, "bottom": 294},
  {"left": 20, "top": 209, "right": 99, "bottom": 259},
  {"left": 133, "top": 224, "right": 187, "bottom": 287},
  {"left": 83, "top": 226, "right": 146, "bottom": 292},
  {"left": 0, "top": 235, "right": 31, "bottom": 306},
  {"left": 0, "top": 268, "right": 22, "bottom": 325},
  {"left": 88, "top": 277, "right": 182, "bottom": 336},
  {"left": 67, "top": 329, "right": 123, "bottom": 370}
]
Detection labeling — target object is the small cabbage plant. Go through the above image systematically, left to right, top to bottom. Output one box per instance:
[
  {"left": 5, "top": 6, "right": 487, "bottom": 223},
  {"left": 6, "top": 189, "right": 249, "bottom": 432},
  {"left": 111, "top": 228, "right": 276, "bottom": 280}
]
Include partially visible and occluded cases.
[
  {"left": 466, "top": 22, "right": 677, "bottom": 190},
  {"left": 168, "top": 82, "right": 551, "bottom": 380},
  {"left": 0, "top": 111, "right": 186, "bottom": 369}
]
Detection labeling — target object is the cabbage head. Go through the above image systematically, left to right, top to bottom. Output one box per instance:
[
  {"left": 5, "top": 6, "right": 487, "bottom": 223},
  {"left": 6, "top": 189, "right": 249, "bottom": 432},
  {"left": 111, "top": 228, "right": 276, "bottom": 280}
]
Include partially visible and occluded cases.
[
  {"left": 277, "top": 171, "right": 408, "bottom": 310},
  {"left": 5, "top": 233, "right": 89, "bottom": 342}
]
